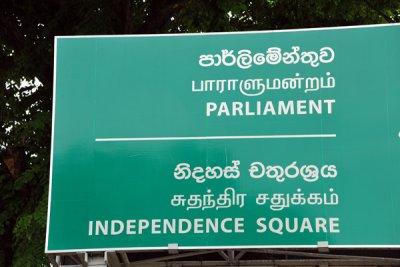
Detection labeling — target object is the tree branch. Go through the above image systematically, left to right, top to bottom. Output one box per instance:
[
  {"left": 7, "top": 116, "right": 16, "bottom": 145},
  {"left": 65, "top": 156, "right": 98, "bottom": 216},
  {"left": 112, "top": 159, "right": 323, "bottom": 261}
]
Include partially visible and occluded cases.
[{"left": 365, "top": 1, "right": 395, "bottom": 23}]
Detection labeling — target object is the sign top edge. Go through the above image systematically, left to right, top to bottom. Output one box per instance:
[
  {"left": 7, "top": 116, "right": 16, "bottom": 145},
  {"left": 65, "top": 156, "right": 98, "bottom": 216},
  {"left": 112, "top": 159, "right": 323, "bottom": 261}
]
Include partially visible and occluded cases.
[{"left": 54, "top": 22, "right": 400, "bottom": 39}]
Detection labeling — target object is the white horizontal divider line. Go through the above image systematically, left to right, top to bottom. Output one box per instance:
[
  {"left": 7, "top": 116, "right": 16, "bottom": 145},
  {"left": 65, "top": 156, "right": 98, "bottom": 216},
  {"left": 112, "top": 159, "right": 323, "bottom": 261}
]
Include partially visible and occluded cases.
[{"left": 95, "top": 134, "right": 336, "bottom": 142}]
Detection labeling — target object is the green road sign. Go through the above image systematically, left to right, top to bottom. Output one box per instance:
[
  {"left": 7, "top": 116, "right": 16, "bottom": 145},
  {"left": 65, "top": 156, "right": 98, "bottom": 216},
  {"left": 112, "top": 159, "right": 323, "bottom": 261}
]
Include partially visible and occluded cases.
[{"left": 46, "top": 24, "right": 400, "bottom": 252}]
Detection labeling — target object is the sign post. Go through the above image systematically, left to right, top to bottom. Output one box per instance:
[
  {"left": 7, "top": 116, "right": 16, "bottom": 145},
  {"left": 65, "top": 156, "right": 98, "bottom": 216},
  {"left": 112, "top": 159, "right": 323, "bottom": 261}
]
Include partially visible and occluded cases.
[{"left": 46, "top": 24, "right": 400, "bottom": 253}]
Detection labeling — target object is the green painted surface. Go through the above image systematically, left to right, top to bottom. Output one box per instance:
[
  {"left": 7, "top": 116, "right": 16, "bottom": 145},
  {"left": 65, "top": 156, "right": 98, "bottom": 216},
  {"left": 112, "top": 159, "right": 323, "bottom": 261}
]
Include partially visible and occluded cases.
[{"left": 47, "top": 24, "right": 400, "bottom": 252}]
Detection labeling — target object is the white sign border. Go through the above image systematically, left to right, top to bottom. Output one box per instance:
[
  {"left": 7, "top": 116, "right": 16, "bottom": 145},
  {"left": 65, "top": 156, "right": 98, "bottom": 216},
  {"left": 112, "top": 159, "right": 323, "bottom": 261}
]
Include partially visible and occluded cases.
[{"left": 45, "top": 22, "right": 400, "bottom": 253}]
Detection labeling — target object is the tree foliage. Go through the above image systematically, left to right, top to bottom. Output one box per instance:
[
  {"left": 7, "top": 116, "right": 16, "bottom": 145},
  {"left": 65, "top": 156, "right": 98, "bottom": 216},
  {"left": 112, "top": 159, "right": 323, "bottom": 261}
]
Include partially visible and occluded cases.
[{"left": 0, "top": 0, "right": 399, "bottom": 266}]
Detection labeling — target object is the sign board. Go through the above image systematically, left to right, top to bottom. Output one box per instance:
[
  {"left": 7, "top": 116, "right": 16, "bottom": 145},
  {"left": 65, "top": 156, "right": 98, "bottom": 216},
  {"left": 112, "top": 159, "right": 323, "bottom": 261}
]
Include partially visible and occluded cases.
[{"left": 46, "top": 24, "right": 400, "bottom": 252}]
